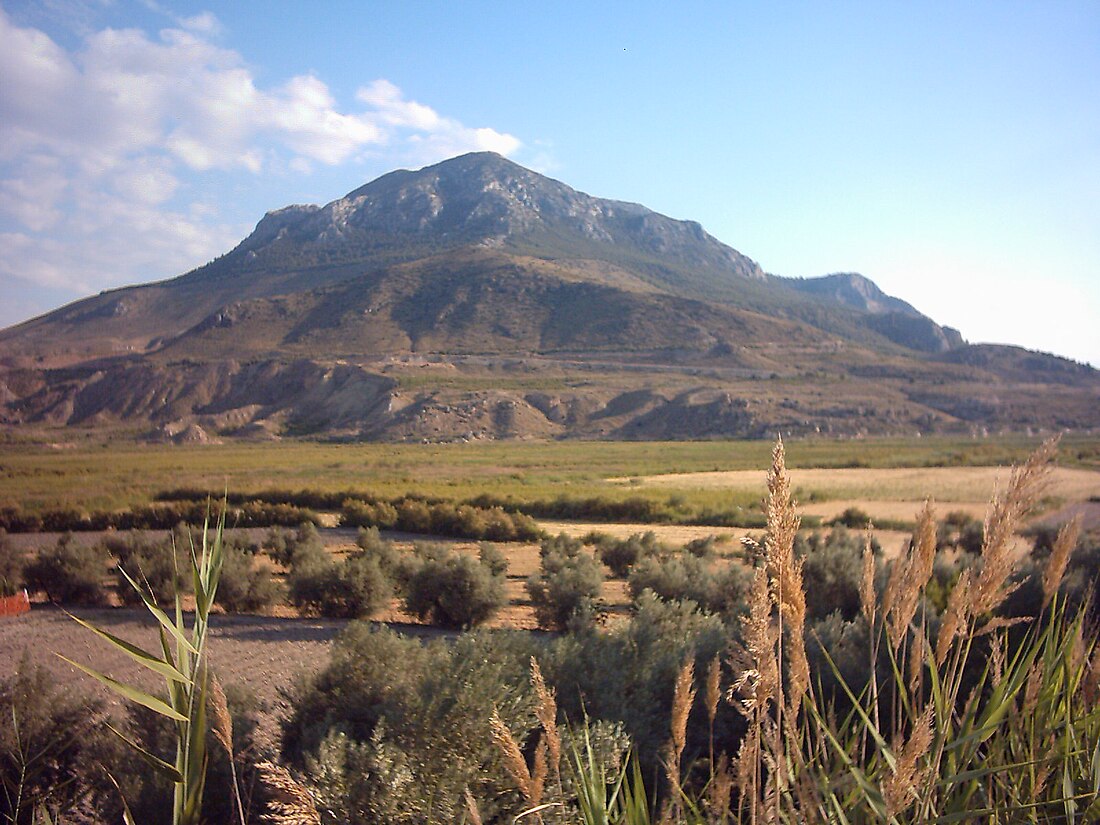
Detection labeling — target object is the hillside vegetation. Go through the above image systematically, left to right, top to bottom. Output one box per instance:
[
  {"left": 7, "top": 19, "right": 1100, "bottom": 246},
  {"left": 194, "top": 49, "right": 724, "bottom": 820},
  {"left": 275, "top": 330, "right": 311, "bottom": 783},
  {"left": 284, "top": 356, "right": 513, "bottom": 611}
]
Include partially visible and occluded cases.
[{"left": 3, "top": 438, "right": 1096, "bottom": 823}]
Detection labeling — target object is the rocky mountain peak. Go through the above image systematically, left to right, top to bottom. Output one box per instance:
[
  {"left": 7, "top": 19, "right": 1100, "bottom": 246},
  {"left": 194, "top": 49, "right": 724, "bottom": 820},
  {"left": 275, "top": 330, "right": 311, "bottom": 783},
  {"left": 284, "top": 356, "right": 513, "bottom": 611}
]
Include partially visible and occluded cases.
[
  {"left": 223, "top": 152, "right": 767, "bottom": 283},
  {"left": 789, "top": 272, "right": 921, "bottom": 316}
]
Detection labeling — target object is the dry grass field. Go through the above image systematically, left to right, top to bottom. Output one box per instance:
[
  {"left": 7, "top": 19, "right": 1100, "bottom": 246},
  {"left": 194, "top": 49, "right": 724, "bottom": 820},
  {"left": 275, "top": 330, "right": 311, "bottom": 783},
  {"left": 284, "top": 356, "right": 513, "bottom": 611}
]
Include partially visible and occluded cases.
[
  {"left": 3, "top": 436, "right": 1095, "bottom": 777},
  {"left": 615, "top": 465, "right": 1100, "bottom": 523}
]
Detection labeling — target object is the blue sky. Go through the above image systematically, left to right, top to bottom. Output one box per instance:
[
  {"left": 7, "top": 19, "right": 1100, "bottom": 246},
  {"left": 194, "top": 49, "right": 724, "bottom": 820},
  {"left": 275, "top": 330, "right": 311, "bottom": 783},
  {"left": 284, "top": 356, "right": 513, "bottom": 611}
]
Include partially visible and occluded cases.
[{"left": 2, "top": 1, "right": 1097, "bottom": 365}]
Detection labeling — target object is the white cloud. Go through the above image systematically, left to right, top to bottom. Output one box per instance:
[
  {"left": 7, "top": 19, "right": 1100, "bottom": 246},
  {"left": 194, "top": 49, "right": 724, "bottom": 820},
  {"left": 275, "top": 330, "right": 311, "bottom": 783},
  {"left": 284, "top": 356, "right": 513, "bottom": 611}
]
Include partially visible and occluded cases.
[
  {"left": 139, "top": 1, "right": 222, "bottom": 37},
  {"left": 0, "top": 6, "right": 524, "bottom": 310},
  {"left": 0, "top": 7, "right": 521, "bottom": 177},
  {"left": 179, "top": 11, "right": 220, "bottom": 35},
  {"left": 268, "top": 75, "right": 383, "bottom": 165},
  {"left": 356, "top": 80, "right": 521, "bottom": 161},
  {"left": 0, "top": 154, "right": 68, "bottom": 230},
  {"left": 111, "top": 156, "right": 179, "bottom": 204},
  {"left": 0, "top": 192, "right": 244, "bottom": 295}
]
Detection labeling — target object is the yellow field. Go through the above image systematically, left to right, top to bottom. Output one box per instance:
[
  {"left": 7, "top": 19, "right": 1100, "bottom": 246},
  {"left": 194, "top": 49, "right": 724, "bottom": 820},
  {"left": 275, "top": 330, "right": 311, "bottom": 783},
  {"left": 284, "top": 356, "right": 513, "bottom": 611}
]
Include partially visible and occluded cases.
[{"left": 614, "top": 466, "right": 1100, "bottom": 523}]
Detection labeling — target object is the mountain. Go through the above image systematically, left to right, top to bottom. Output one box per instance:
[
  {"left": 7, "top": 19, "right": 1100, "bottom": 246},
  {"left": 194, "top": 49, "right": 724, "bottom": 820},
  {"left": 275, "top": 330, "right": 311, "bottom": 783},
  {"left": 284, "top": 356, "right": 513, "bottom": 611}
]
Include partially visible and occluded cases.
[{"left": 0, "top": 152, "right": 1096, "bottom": 442}]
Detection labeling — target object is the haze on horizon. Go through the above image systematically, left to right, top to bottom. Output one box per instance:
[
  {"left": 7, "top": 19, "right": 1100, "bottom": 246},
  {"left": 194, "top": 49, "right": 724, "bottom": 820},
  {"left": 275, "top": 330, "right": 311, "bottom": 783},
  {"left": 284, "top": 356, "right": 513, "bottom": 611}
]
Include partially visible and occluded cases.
[{"left": 1, "top": 1, "right": 1097, "bottom": 366}]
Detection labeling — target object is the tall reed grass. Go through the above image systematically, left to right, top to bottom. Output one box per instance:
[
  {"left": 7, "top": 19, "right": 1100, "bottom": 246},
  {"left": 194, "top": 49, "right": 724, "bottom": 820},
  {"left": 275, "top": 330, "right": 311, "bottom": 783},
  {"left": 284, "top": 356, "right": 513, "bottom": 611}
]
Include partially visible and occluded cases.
[
  {"left": 497, "top": 437, "right": 1098, "bottom": 824},
  {"left": 62, "top": 509, "right": 229, "bottom": 825}
]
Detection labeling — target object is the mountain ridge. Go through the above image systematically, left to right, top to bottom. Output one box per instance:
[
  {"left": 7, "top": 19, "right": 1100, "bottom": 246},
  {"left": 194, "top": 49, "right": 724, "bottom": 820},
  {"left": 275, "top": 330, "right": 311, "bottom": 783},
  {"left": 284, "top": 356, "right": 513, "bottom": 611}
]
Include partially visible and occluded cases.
[{"left": 0, "top": 152, "right": 1095, "bottom": 442}]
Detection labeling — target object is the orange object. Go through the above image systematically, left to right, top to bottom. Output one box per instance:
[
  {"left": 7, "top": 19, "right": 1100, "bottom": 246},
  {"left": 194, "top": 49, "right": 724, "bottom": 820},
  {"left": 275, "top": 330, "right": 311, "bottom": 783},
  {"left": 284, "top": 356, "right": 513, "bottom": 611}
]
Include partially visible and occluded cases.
[{"left": 0, "top": 590, "right": 30, "bottom": 617}]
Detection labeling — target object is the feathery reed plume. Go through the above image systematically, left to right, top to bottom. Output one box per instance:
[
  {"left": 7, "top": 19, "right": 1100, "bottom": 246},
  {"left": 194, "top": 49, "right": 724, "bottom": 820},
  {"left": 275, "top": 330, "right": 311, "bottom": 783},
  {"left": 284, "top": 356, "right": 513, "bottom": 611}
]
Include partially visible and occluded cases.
[
  {"left": 972, "top": 437, "right": 1057, "bottom": 617},
  {"left": 765, "top": 438, "right": 809, "bottom": 710},
  {"left": 886, "top": 501, "right": 937, "bottom": 649},
  {"left": 911, "top": 501, "right": 937, "bottom": 579},
  {"left": 1041, "top": 514, "right": 1081, "bottom": 609},
  {"left": 860, "top": 526, "right": 877, "bottom": 625},
  {"left": 881, "top": 547, "right": 906, "bottom": 621},
  {"left": 731, "top": 559, "right": 779, "bottom": 820},
  {"left": 737, "top": 566, "right": 779, "bottom": 713},
  {"left": 935, "top": 568, "right": 971, "bottom": 666},
  {"left": 973, "top": 615, "right": 1029, "bottom": 637},
  {"left": 1069, "top": 618, "right": 1087, "bottom": 677},
  {"left": 908, "top": 629, "right": 927, "bottom": 694},
  {"left": 989, "top": 635, "right": 1005, "bottom": 689},
  {"left": 1083, "top": 645, "right": 1100, "bottom": 705},
  {"left": 705, "top": 653, "right": 722, "bottom": 777},
  {"left": 705, "top": 654, "right": 722, "bottom": 729},
  {"left": 530, "top": 657, "right": 561, "bottom": 783},
  {"left": 664, "top": 657, "right": 696, "bottom": 802},
  {"left": 670, "top": 657, "right": 696, "bottom": 758},
  {"left": 1022, "top": 661, "right": 1042, "bottom": 716},
  {"left": 210, "top": 672, "right": 247, "bottom": 825},
  {"left": 209, "top": 673, "right": 233, "bottom": 758},
  {"left": 883, "top": 704, "right": 934, "bottom": 818},
  {"left": 490, "top": 709, "right": 532, "bottom": 801},
  {"left": 731, "top": 724, "right": 759, "bottom": 801},
  {"left": 530, "top": 737, "right": 548, "bottom": 809},
  {"left": 761, "top": 748, "right": 780, "bottom": 823},
  {"left": 1033, "top": 748, "right": 1054, "bottom": 799},
  {"left": 707, "top": 753, "right": 734, "bottom": 821},
  {"left": 257, "top": 761, "right": 321, "bottom": 825},
  {"left": 791, "top": 770, "right": 822, "bottom": 825},
  {"left": 463, "top": 788, "right": 484, "bottom": 825}
]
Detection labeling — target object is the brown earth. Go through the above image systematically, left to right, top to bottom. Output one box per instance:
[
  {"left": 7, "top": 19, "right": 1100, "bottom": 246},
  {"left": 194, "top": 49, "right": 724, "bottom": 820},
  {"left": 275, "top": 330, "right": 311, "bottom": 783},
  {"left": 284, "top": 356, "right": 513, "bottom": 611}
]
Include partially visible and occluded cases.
[{"left": 0, "top": 605, "right": 346, "bottom": 749}]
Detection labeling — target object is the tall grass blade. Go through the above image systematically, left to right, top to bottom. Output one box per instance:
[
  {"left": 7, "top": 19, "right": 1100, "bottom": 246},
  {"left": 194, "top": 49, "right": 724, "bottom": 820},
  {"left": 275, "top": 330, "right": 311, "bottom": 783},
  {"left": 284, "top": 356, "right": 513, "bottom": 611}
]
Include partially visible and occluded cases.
[
  {"left": 62, "top": 610, "right": 187, "bottom": 682},
  {"left": 57, "top": 656, "right": 188, "bottom": 721}
]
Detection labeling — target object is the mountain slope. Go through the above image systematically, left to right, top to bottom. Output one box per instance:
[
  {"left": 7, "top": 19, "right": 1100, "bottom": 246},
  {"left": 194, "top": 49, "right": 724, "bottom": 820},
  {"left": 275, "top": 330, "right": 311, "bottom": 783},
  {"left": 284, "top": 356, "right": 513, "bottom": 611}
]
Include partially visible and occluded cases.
[
  {"left": 0, "top": 152, "right": 1096, "bottom": 441},
  {"left": 1, "top": 152, "right": 955, "bottom": 365}
]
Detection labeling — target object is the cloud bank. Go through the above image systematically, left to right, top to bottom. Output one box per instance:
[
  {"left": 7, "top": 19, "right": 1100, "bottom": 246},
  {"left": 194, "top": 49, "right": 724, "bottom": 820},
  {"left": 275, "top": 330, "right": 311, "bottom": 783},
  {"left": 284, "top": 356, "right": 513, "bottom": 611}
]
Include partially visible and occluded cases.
[{"left": 0, "top": 6, "right": 521, "bottom": 308}]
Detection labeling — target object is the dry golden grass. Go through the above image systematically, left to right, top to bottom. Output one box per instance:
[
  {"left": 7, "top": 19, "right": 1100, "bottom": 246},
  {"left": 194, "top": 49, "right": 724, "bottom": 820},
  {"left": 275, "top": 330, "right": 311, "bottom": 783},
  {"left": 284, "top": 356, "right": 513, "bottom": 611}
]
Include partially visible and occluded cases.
[
  {"left": 616, "top": 465, "right": 1100, "bottom": 503},
  {"left": 537, "top": 519, "right": 753, "bottom": 544}
]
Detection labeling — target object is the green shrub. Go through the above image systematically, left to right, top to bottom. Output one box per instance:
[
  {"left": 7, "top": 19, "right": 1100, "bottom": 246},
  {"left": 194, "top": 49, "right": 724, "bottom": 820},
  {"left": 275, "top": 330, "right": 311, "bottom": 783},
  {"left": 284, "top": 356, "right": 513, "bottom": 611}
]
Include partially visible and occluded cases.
[
  {"left": 346, "top": 497, "right": 542, "bottom": 541},
  {"left": 341, "top": 498, "right": 399, "bottom": 530},
  {"left": 395, "top": 498, "right": 433, "bottom": 533},
  {"left": 829, "top": 506, "right": 873, "bottom": 528},
  {"left": 0, "top": 507, "right": 43, "bottom": 533},
  {"left": 937, "top": 510, "right": 984, "bottom": 553},
  {"left": 263, "top": 521, "right": 326, "bottom": 567},
  {"left": 795, "top": 525, "right": 872, "bottom": 621},
  {"left": 354, "top": 526, "right": 402, "bottom": 576},
  {"left": 0, "top": 529, "right": 23, "bottom": 596},
  {"left": 579, "top": 530, "right": 614, "bottom": 545},
  {"left": 106, "top": 531, "right": 192, "bottom": 606},
  {"left": 597, "top": 531, "right": 666, "bottom": 577},
  {"left": 23, "top": 533, "right": 109, "bottom": 605},
  {"left": 526, "top": 533, "right": 604, "bottom": 630},
  {"left": 684, "top": 535, "right": 720, "bottom": 558},
  {"left": 217, "top": 541, "right": 282, "bottom": 613},
  {"left": 478, "top": 541, "right": 508, "bottom": 577},
  {"left": 403, "top": 544, "right": 506, "bottom": 629},
  {"left": 628, "top": 553, "right": 711, "bottom": 606},
  {"left": 288, "top": 554, "right": 392, "bottom": 619},
  {"left": 627, "top": 554, "right": 751, "bottom": 618},
  {"left": 710, "top": 562, "right": 754, "bottom": 618},
  {"left": 545, "top": 593, "right": 732, "bottom": 770},
  {"left": 805, "top": 611, "right": 877, "bottom": 705},
  {"left": 281, "top": 626, "right": 538, "bottom": 825},
  {"left": 0, "top": 658, "right": 120, "bottom": 824},
  {"left": 112, "top": 682, "right": 272, "bottom": 825}
]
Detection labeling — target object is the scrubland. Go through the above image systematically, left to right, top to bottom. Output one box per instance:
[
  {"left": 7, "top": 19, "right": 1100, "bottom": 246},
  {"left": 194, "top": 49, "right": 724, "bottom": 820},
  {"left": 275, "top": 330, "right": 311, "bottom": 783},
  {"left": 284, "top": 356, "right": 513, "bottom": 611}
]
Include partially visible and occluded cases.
[{"left": 0, "top": 434, "right": 1098, "bottom": 823}]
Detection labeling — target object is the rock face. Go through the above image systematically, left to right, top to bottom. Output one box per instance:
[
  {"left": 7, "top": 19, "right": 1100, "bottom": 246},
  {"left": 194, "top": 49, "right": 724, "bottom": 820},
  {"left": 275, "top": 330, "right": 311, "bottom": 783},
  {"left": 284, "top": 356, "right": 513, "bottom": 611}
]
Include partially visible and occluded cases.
[{"left": 0, "top": 152, "right": 1097, "bottom": 441}]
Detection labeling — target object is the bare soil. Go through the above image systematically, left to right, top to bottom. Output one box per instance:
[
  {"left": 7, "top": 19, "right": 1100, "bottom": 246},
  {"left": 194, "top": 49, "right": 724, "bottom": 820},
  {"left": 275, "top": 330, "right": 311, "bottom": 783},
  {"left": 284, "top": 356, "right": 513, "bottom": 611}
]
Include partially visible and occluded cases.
[{"left": 0, "top": 605, "right": 349, "bottom": 748}]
